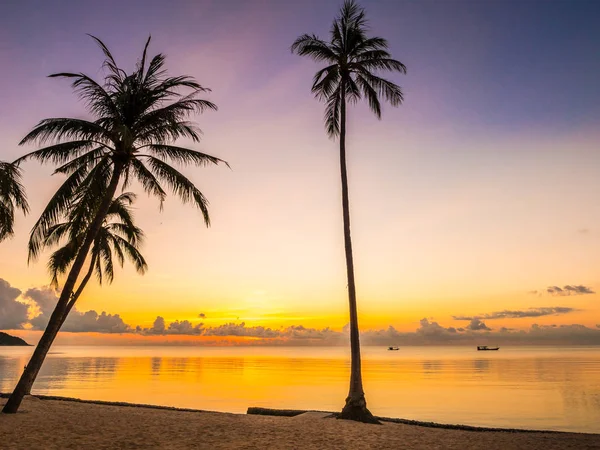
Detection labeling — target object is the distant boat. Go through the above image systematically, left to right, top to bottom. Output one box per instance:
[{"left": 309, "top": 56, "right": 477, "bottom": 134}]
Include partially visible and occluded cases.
[
  {"left": 388, "top": 346, "right": 400, "bottom": 351},
  {"left": 477, "top": 346, "right": 499, "bottom": 351}
]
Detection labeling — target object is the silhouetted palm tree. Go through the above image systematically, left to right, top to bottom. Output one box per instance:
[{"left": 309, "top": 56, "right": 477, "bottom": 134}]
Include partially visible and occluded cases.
[
  {"left": 292, "top": 0, "right": 406, "bottom": 423},
  {"left": 3, "top": 35, "right": 226, "bottom": 414},
  {"left": 0, "top": 161, "right": 29, "bottom": 242},
  {"left": 18, "top": 192, "right": 147, "bottom": 396}
]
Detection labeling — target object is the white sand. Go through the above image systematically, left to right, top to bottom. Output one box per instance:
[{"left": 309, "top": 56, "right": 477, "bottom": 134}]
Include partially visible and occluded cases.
[{"left": 1, "top": 397, "right": 599, "bottom": 449}]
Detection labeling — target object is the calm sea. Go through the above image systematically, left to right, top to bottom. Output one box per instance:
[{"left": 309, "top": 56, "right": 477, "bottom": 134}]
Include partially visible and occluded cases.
[{"left": 1, "top": 345, "right": 599, "bottom": 433}]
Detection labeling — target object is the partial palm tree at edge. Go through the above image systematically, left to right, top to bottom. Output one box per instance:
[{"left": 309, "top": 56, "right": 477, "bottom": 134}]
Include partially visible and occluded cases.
[
  {"left": 292, "top": 0, "right": 406, "bottom": 423},
  {"left": 2, "top": 35, "right": 226, "bottom": 414},
  {"left": 0, "top": 161, "right": 29, "bottom": 242}
]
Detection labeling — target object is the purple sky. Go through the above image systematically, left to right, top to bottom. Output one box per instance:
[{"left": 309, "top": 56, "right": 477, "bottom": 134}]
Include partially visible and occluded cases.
[{"left": 1, "top": 0, "right": 600, "bottom": 337}]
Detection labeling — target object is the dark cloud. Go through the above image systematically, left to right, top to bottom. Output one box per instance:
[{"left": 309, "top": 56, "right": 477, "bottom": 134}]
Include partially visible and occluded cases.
[
  {"left": 0, "top": 278, "right": 29, "bottom": 330},
  {"left": 547, "top": 285, "right": 595, "bottom": 296},
  {"left": 563, "top": 285, "right": 595, "bottom": 295},
  {"left": 24, "top": 287, "right": 58, "bottom": 316},
  {"left": 25, "top": 287, "right": 131, "bottom": 333},
  {"left": 453, "top": 306, "right": 576, "bottom": 321},
  {"left": 63, "top": 311, "right": 130, "bottom": 333},
  {"left": 198, "top": 313, "right": 206, "bottom": 318},
  {"left": 139, "top": 316, "right": 166, "bottom": 335},
  {"left": 137, "top": 317, "right": 343, "bottom": 341},
  {"left": 416, "top": 318, "right": 457, "bottom": 336},
  {"left": 466, "top": 318, "right": 491, "bottom": 331},
  {"left": 168, "top": 320, "right": 204, "bottom": 335}
]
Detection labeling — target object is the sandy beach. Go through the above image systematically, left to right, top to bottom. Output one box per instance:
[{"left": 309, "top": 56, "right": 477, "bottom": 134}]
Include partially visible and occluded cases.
[{"left": 1, "top": 397, "right": 598, "bottom": 449}]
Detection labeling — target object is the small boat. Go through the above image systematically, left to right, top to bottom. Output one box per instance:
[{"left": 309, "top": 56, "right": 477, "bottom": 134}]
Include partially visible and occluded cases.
[
  {"left": 388, "top": 346, "right": 400, "bottom": 351},
  {"left": 477, "top": 346, "right": 499, "bottom": 351}
]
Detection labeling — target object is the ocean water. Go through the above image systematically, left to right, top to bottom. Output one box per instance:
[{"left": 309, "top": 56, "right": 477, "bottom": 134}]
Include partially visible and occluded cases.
[{"left": 1, "top": 345, "right": 599, "bottom": 433}]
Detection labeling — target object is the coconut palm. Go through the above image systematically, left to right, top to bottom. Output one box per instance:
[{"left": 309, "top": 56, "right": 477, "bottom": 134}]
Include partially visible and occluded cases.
[
  {"left": 292, "top": 0, "right": 406, "bottom": 423},
  {"left": 2, "top": 35, "right": 226, "bottom": 414},
  {"left": 0, "top": 161, "right": 29, "bottom": 242},
  {"left": 18, "top": 192, "right": 147, "bottom": 396}
]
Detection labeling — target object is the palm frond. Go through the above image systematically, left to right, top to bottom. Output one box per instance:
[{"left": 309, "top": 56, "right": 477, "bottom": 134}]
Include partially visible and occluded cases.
[
  {"left": 87, "top": 34, "right": 126, "bottom": 85},
  {"left": 291, "top": 35, "right": 338, "bottom": 62},
  {"left": 357, "top": 70, "right": 404, "bottom": 106},
  {"left": 48, "top": 72, "right": 118, "bottom": 119},
  {"left": 356, "top": 74, "right": 381, "bottom": 118},
  {"left": 324, "top": 87, "right": 342, "bottom": 138},
  {"left": 18, "top": 119, "right": 111, "bottom": 147},
  {"left": 15, "top": 141, "right": 99, "bottom": 166},
  {"left": 140, "top": 145, "right": 228, "bottom": 168},
  {"left": 53, "top": 147, "right": 109, "bottom": 175},
  {"left": 144, "top": 156, "right": 211, "bottom": 226},
  {"left": 130, "top": 158, "right": 167, "bottom": 207},
  {"left": 0, "top": 162, "right": 29, "bottom": 241},
  {"left": 27, "top": 164, "right": 92, "bottom": 261}
]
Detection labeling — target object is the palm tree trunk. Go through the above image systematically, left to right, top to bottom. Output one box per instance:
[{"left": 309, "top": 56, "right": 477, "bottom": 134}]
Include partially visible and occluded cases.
[
  {"left": 338, "top": 86, "right": 379, "bottom": 424},
  {"left": 2, "top": 164, "right": 124, "bottom": 414},
  {"left": 63, "top": 253, "right": 98, "bottom": 324},
  {"left": 18, "top": 254, "right": 98, "bottom": 394}
]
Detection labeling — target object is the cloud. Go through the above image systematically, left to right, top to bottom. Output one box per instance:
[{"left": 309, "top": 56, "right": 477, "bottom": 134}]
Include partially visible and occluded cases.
[
  {"left": 577, "top": 228, "right": 590, "bottom": 234},
  {"left": 0, "top": 278, "right": 29, "bottom": 330},
  {"left": 5, "top": 278, "right": 600, "bottom": 346},
  {"left": 547, "top": 285, "right": 595, "bottom": 296},
  {"left": 24, "top": 287, "right": 59, "bottom": 316},
  {"left": 25, "top": 287, "right": 131, "bottom": 333},
  {"left": 453, "top": 306, "right": 576, "bottom": 321},
  {"left": 62, "top": 311, "right": 131, "bottom": 333},
  {"left": 198, "top": 313, "right": 206, "bottom": 318},
  {"left": 138, "top": 316, "right": 167, "bottom": 335},
  {"left": 416, "top": 318, "right": 457, "bottom": 336},
  {"left": 466, "top": 318, "right": 491, "bottom": 331},
  {"left": 168, "top": 320, "right": 204, "bottom": 335}
]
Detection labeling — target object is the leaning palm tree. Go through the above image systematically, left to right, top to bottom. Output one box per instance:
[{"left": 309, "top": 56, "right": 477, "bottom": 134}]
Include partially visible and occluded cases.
[
  {"left": 292, "top": 0, "right": 406, "bottom": 423},
  {"left": 2, "top": 35, "right": 226, "bottom": 414},
  {"left": 0, "top": 161, "right": 29, "bottom": 242},
  {"left": 19, "top": 192, "right": 147, "bottom": 396}
]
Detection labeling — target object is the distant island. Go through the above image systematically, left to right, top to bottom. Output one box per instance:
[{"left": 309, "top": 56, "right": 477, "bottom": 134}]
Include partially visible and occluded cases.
[{"left": 0, "top": 332, "right": 30, "bottom": 346}]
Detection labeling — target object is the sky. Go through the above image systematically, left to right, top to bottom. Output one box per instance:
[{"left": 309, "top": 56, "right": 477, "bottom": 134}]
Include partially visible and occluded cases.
[{"left": 1, "top": 0, "right": 600, "bottom": 345}]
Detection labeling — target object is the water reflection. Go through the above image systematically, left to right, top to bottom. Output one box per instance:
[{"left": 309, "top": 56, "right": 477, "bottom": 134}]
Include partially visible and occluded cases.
[{"left": 0, "top": 346, "right": 599, "bottom": 433}]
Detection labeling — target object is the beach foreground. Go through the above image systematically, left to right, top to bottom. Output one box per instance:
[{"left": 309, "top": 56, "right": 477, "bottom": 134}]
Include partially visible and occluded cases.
[{"left": 1, "top": 397, "right": 599, "bottom": 449}]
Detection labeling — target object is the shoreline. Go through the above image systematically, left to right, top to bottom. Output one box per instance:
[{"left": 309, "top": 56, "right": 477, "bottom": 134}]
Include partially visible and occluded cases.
[
  {"left": 1, "top": 392, "right": 594, "bottom": 436},
  {"left": 2, "top": 396, "right": 598, "bottom": 449}
]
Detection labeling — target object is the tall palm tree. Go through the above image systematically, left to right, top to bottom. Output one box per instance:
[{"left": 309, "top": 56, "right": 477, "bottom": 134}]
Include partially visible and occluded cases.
[
  {"left": 292, "top": 0, "right": 406, "bottom": 423},
  {"left": 2, "top": 35, "right": 226, "bottom": 414},
  {"left": 0, "top": 161, "right": 29, "bottom": 242}
]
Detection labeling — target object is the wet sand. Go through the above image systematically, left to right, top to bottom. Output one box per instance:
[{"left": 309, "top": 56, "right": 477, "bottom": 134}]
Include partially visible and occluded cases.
[{"left": 1, "top": 397, "right": 599, "bottom": 449}]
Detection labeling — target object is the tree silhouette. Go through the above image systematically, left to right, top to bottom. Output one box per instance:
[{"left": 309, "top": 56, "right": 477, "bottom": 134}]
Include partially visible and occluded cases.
[
  {"left": 292, "top": 0, "right": 406, "bottom": 423},
  {"left": 3, "top": 35, "right": 226, "bottom": 413}
]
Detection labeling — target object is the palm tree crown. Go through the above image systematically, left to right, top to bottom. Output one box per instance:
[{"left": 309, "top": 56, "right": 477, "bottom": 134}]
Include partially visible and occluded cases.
[
  {"left": 291, "top": 0, "right": 406, "bottom": 136},
  {"left": 15, "top": 35, "right": 226, "bottom": 261},
  {"left": 0, "top": 162, "right": 29, "bottom": 242},
  {"left": 44, "top": 192, "right": 147, "bottom": 288}
]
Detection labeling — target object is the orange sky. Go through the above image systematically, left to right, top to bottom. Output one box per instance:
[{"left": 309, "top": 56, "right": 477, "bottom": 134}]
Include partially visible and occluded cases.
[{"left": 1, "top": 1, "right": 600, "bottom": 344}]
